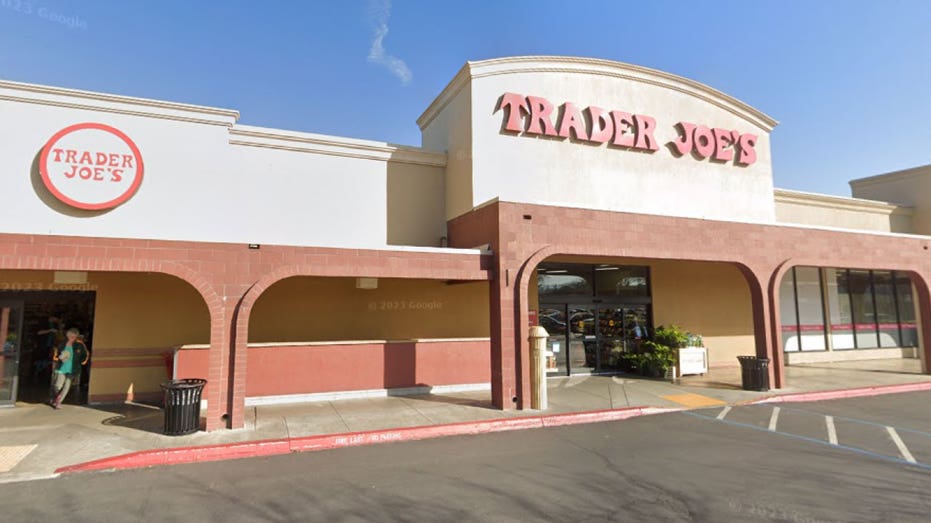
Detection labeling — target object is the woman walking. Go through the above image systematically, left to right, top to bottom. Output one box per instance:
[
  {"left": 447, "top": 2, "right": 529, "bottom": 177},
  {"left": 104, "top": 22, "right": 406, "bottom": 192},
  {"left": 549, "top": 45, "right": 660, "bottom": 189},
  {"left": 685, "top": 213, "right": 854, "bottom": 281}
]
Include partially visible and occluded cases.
[{"left": 50, "top": 328, "right": 85, "bottom": 409}]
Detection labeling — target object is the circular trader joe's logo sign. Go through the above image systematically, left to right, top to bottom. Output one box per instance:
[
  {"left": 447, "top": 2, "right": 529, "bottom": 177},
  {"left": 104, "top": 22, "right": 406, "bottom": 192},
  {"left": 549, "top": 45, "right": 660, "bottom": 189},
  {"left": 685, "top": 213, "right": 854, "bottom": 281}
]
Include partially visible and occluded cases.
[{"left": 40, "top": 123, "right": 144, "bottom": 210}]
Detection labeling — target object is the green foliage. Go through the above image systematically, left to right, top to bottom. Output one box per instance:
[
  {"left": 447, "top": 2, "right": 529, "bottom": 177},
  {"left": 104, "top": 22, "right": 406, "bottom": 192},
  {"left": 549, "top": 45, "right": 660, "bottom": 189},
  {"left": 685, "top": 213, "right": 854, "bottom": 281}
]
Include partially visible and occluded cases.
[
  {"left": 622, "top": 325, "right": 692, "bottom": 377},
  {"left": 652, "top": 325, "right": 690, "bottom": 349},
  {"left": 607, "top": 341, "right": 627, "bottom": 368},
  {"left": 620, "top": 341, "right": 676, "bottom": 377}
]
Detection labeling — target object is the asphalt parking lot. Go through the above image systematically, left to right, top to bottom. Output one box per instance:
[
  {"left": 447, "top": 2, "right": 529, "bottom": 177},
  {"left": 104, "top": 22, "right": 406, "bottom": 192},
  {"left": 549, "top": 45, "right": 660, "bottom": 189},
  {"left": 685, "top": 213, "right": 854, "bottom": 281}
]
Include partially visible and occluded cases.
[
  {"left": 3, "top": 391, "right": 931, "bottom": 522},
  {"left": 689, "top": 391, "right": 931, "bottom": 469}
]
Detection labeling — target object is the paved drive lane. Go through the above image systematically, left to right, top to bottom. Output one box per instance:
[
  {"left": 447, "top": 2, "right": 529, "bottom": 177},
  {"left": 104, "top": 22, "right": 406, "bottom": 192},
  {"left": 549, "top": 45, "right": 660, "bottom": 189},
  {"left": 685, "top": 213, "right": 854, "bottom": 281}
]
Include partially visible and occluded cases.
[{"left": 3, "top": 392, "right": 931, "bottom": 522}]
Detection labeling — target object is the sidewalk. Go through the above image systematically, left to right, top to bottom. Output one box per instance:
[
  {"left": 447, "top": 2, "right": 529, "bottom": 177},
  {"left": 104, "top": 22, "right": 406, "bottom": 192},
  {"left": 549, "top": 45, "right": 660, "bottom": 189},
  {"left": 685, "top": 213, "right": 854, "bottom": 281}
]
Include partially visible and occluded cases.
[{"left": 1, "top": 359, "right": 929, "bottom": 483}]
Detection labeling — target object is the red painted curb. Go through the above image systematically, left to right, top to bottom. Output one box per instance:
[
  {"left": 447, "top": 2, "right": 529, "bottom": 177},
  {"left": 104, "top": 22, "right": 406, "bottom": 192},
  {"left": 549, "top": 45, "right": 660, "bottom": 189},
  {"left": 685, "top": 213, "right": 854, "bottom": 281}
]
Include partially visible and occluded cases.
[
  {"left": 753, "top": 380, "right": 931, "bottom": 405},
  {"left": 53, "top": 381, "right": 931, "bottom": 475},
  {"left": 55, "top": 406, "right": 674, "bottom": 475},
  {"left": 541, "top": 407, "right": 679, "bottom": 427},
  {"left": 288, "top": 416, "right": 544, "bottom": 453},
  {"left": 55, "top": 439, "right": 291, "bottom": 474}
]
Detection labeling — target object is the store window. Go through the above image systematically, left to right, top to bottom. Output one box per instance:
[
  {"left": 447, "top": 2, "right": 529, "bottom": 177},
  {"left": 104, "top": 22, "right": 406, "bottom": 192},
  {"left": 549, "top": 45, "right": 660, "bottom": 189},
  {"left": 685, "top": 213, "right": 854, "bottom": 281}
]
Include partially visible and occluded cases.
[
  {"left": 537, "top": 265, "right": 593, "bottom": 298},
  {"left": 594, "top": 265, "right": 649, "bottom": 298},
  {"left": 781, "top": 267, "right": 828, "bottom": 352},
  {"left": 784, "top": 267, "right": 917, "bottom": 353},
  {"left": 796, "top": 267, "right": 826, "bottom": 351},
  {"left": 779, "top": 269, "right": 799, "bottom": 352},
  {"left": 825, "top": 269, "right": 855, "bottom": 350},
  {"left": 849, "top": 270, "right": 879, "bottom": 349},
  {"left": 873, "top": 271, "right": 900, "bottom": 348},
  {"left": 896, "top": 272, "right": 918, "bottom": 347}
]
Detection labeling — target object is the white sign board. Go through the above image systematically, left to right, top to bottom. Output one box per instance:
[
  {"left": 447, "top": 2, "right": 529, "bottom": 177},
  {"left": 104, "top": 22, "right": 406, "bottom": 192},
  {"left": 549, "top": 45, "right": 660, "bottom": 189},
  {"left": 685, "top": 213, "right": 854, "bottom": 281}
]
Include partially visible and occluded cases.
[
  {"left": 40, "top": 122, "right": 144, "bottom": 210},
  {"left": 678, "top": 347, "right": 708, "bottom": 376}
]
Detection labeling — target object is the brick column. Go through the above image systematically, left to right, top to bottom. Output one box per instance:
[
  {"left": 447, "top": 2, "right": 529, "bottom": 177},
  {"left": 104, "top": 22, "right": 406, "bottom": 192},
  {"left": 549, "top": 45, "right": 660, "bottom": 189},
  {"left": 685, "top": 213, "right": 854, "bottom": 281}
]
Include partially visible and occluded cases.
[
  {"left": 513, "top": 246, "right": 557, "bottom": 410},
  {"left": 489, "top": 260, "right": 521, "bottom": 410},
  {"left": 741, "top": 264, "right": 781, "bottom": 388},
  {"left": 910, "top": 271, "right": 931, "bottom": 374},
  {"left": 488, "top": 273, "right": 506, "bottom": 409},
  {"left": 205, "top": 286, "right": 250, "bottom": 432},
  {"left": 228, "top": 294, "right": 251, "bottom": 430},
  {"left": 204, "top": 303, "right": 232, "bottom": 431}
]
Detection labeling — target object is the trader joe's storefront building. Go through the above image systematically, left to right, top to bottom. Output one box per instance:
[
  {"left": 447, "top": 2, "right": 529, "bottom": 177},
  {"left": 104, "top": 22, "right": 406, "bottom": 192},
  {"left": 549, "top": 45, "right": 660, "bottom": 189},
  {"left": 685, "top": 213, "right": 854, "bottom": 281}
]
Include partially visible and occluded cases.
[{"left": 1, "top": 56, "right": 930, "bottom": 430}]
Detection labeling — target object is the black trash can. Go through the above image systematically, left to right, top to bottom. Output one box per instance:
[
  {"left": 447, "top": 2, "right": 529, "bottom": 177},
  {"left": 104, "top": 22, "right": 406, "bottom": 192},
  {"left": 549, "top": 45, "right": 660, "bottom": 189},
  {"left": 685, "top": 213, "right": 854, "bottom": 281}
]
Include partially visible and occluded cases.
[
  {"left": 737, "top": 356, "right": 770, "bottom": 392},
  {"left": 161, "top": 379, "right": 207, "bottom": 436}
]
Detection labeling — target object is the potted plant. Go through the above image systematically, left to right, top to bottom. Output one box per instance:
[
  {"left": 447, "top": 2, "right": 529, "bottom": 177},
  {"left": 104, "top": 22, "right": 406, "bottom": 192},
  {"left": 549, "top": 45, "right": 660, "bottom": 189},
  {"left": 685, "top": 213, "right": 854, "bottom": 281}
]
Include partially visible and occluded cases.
[{"left": 621, "top": 324, "right": 687, "bottom": 377}]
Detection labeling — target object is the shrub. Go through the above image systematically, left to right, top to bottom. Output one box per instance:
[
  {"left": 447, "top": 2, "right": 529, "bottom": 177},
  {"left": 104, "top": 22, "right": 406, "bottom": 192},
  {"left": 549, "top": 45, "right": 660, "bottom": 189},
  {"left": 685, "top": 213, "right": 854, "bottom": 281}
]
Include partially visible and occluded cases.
[
  {"left": 622, "top": 325, "right": 689, "bottom": 377},
  {"left": 653, "top": 325, "right": 689, "bottom": 349}
]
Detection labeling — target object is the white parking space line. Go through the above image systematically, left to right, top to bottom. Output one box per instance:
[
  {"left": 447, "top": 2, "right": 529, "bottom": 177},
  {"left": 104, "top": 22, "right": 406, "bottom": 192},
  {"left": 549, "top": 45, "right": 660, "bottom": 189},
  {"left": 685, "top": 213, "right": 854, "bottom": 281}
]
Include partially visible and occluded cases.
[
  {"left": 716, "top": 406, "right": 731, "bottom": 420},
  {"left": 768, "top": 407, "right": 780, "bottom": 432},
  {"left": 826, "top": 416, "right": 838, "bottom": 445},
  {"left": 886, "top": 427, "right": 917, "bottom": 464}
]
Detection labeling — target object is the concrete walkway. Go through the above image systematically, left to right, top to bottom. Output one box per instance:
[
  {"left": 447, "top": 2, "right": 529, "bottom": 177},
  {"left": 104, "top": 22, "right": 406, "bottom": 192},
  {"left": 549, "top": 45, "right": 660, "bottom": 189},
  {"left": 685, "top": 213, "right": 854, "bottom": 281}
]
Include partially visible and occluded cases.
[{"left": 1, "top": 359, "right": 928, "bottom": 483}]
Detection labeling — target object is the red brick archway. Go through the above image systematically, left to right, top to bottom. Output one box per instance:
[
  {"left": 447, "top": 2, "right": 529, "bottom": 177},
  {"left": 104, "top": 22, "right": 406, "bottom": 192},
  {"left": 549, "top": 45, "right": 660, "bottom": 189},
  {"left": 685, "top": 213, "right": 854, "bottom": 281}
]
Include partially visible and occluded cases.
[
  {"left": 449, "top": 201, "right": 931, "bottom": 410},
  {"left": 8, "top": 207, "right": 931, "bottom": 429},
  {"left": 0, "top": 233, "right": 227, "bottom": 427},
  {"left": 1, "top": 234, "right": 492, "bottom": 430},
  {"left": 512, "top": 246, "right": 774, "bottom": 409},
  {"left": 229, "top": 255, "right": 491, "bottom": 428},
  {"left": 770, "top": 258, "right": 931, "bottom": 380}
]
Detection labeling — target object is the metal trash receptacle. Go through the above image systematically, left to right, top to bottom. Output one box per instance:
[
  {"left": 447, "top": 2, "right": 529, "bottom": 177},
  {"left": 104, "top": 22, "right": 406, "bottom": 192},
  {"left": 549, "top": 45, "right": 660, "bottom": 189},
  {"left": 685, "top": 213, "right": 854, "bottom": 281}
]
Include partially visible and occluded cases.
[
  {"left": 737, "top": 356, "right": 770, "bottom": 392},
  {"left": 160, "top": 378, "right": 207, "bottom": 436}
]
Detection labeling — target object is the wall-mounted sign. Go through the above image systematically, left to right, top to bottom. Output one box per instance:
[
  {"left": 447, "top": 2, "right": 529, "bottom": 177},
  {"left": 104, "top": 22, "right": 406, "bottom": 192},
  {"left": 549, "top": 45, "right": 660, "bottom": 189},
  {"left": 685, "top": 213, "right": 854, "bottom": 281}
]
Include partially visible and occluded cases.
[
  {"left": 496, "top": 92, "right": 757, "bottom": 166},
  {"left": 39, "top": 123, "right": 144, "bottom": 210}
]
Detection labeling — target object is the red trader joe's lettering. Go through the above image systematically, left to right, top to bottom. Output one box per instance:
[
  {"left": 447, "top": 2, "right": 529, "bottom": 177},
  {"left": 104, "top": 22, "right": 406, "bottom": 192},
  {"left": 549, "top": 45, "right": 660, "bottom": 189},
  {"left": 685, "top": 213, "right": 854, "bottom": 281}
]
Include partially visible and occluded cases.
[
  {"left": 497, "top": 92, "right": 658, "bottom": 153},
  {"left": 497, "top": 92, "right": 758, "bottom": 166},
  {"left": 525, "top": 95, "right": 558, "bottom": 136},
  {"left": 39, "top": 122, "right": 145, "bottom": 211},
  {"left": 670, "top": 122, "right": 757, "bottom": 166},
  {"left": 52, "top": 149, "right": 131, "bottom": 182}
]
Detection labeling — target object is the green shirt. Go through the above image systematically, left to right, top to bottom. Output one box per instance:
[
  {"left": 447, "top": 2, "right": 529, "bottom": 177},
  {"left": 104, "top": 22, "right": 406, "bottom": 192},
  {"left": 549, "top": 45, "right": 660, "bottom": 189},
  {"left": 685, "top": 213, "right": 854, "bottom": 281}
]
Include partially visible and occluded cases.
[{"left": 57, "top": 344, "right": 74, "bottom": 375}]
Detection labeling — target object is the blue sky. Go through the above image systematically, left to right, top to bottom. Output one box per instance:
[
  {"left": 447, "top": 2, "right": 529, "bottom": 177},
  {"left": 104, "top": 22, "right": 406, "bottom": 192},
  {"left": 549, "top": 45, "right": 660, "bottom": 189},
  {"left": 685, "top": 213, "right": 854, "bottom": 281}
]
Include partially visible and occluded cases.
[{"left": 1, "top": 0, "right": 929, "bottom": 196}]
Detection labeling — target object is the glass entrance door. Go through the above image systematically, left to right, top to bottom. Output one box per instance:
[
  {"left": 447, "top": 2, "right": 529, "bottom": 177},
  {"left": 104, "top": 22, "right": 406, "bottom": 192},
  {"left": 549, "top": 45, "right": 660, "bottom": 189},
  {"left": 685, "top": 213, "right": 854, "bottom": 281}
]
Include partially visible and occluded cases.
[
  {"left": 0, "top": 301, "right": 24, "bottom": 406},
  {"left": 539, "top": 303, "right": 651, "bottom": 376},
  {"left": 568, "top": 305, "right": 597, "bottom": 374},
  {"left": 597, "top": 305, "right": 650, "bottom": 371},
  {"left": 621, "top": 305, "right": 650, "bottom": 355},
  {"left": 539, "top": 306, "right": 568, "bottom": 375},
  {"left": 597, "top": 307, "right": 626, "bottom": 370}
]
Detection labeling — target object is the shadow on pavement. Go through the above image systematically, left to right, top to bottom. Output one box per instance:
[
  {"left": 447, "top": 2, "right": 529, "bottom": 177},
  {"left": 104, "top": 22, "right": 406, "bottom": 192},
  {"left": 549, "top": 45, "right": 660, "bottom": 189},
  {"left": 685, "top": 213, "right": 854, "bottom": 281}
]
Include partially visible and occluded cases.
[
  {"left": 396, "top": 393, "right": 498, "bottom": 410},
  {"left": 93, "top": 402, "right": 166, "bottom": 434}
]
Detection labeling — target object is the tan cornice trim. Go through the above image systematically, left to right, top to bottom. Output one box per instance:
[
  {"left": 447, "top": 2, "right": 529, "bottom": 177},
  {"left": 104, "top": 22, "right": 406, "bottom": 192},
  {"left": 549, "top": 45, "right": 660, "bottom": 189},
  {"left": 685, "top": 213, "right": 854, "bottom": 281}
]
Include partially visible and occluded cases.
[
  {"left": 416, "top": 56, "right": 778, "bottom": 132},
  {"left": 416, "top": 63, "right": 472, "bottom": 129},
  {"left": 0, "top": 79, "right": 239, "bottom": 125},
  {"left": 0, "top": 94, "right": 235, "bottom": 127},
  {"left": 229, "top": 125, "right": 447, "bottom": 167},
  {"left": 848, "top": 164, "right": 931, "bottom": 188},
  {"left": 774, "top": 188, "right": 913, "bottom": 216}
]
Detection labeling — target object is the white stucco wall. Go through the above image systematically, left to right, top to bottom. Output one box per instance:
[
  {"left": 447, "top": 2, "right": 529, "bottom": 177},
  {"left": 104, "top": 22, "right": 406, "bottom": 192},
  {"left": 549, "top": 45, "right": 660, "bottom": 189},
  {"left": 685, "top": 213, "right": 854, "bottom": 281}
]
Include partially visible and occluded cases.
[
  {"left": 421, "top": 57, "right": 777, "bottom": 223},
  {"left": 420, "top": 79, "right": 473, "bottom": 220},
  {"left": 0, "top": 81, "right": 447, "bottom": 249}
]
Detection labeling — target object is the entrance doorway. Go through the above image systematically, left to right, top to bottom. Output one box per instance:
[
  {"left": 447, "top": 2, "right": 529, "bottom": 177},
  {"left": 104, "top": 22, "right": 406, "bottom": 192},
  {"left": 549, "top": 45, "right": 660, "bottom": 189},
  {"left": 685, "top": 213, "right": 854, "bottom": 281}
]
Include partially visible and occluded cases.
[
  {"left": 536, "top": 262, "right": 653, "bottom": 376},
  {"left": 0, "top": 291, "right": 96, "bottom": 405},
  {"left": 1, "top": 300, "right": 24, "bottom": 406},
  {"left": 540, "top": 303, "right": 650, "bottom": 375}
]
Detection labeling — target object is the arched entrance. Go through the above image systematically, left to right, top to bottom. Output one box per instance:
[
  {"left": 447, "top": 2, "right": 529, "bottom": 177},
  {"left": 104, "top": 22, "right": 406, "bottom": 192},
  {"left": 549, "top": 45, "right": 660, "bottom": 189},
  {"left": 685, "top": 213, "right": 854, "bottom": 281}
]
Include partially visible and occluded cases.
[
  {"left": 528, "top": 255, "right": 758, "bottom": 376},
  {"left": 0, "top": 269, "right": 212, "bottom": 408},
  {"left": 243, "top": 275, "right": 490, "bottom": 403}
]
